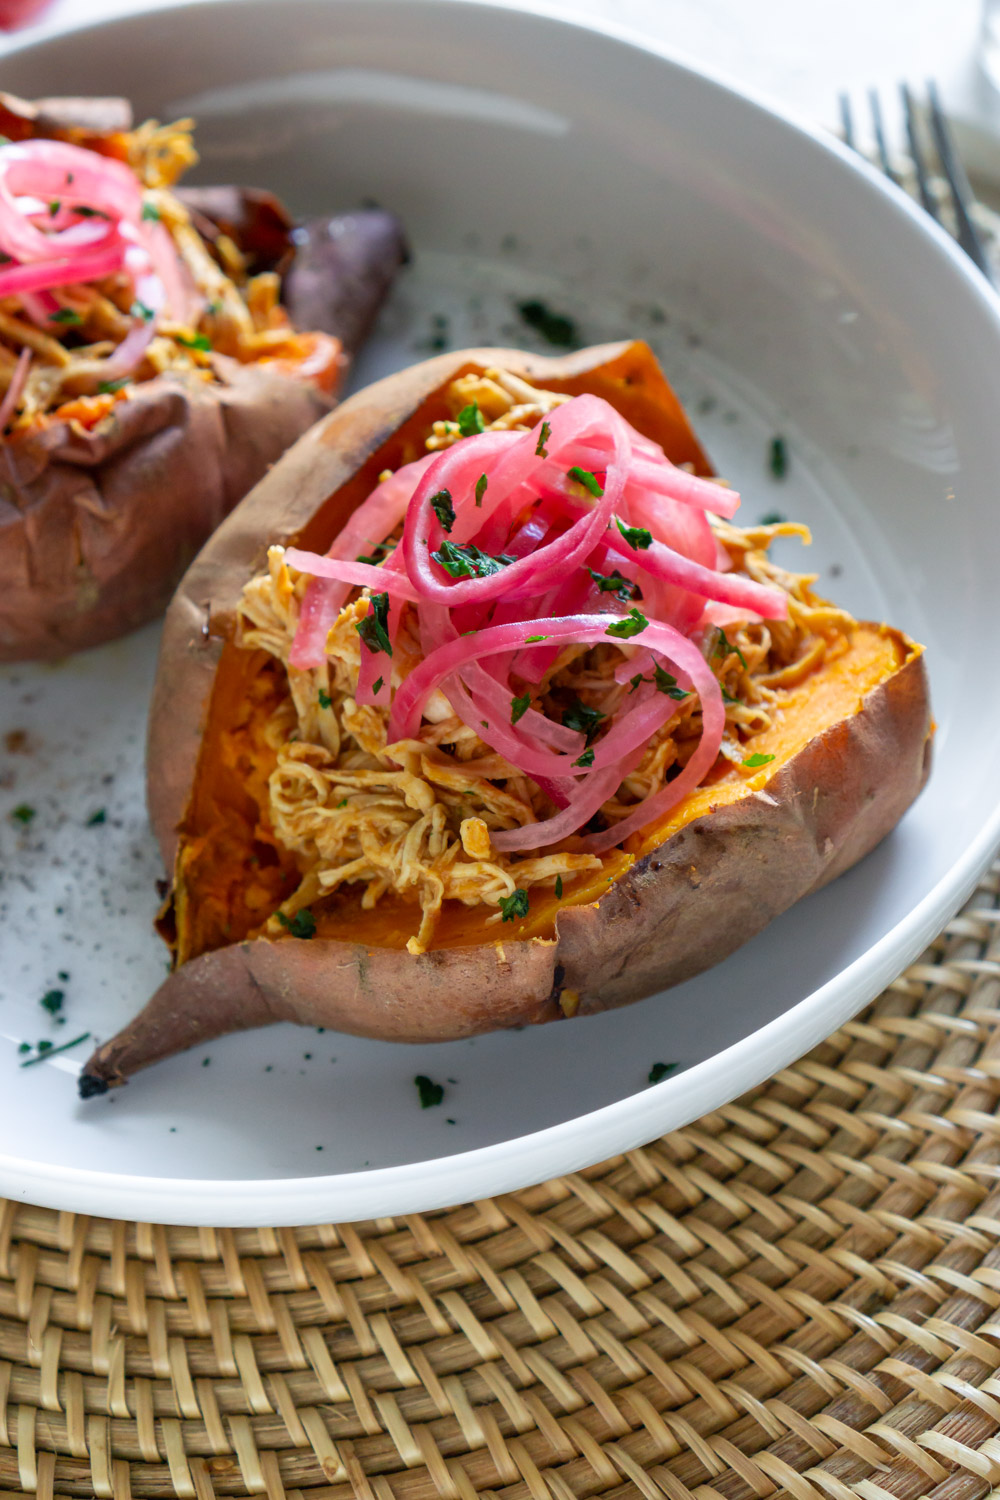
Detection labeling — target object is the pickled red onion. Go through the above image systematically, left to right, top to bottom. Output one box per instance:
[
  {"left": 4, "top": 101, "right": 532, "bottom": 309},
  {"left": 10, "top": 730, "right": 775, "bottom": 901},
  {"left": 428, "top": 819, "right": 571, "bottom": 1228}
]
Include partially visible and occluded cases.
[{"left": 286, "top": 392, "right": 789, "bottom": 851}]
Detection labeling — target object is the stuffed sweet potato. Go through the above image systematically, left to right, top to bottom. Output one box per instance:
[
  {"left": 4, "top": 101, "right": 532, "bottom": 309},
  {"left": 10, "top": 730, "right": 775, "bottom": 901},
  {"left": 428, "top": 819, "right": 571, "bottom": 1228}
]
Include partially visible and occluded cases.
[
  {"left": 0, "top": 93, "right": 407, "bottom": 661},
  {"left": 80, "top": 340, "right": 932, "bottom": 1094}
]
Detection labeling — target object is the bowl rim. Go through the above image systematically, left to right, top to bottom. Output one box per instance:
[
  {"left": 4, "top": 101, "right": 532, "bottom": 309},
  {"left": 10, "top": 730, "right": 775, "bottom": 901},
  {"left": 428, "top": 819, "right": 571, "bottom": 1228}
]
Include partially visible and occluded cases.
[{"left": 2, "top": 0, "right": 998, "bottom": 1226}]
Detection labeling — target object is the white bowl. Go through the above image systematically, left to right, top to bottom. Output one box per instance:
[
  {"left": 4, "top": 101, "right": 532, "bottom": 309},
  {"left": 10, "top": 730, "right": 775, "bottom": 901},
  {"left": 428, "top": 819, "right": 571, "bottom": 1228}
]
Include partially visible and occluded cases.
[{"left": 0, "top": 0, "right": 997, "bottom": 1226}]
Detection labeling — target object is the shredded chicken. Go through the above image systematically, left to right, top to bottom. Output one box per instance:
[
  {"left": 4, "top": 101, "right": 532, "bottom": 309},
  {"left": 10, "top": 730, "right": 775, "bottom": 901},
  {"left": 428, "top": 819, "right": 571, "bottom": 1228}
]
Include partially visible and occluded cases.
[
  {"left": 1, "top": 119, "right": 314, "bottom": 424},
  {"left": 237, "top": 371, "right": 855, "bottom": 952}
]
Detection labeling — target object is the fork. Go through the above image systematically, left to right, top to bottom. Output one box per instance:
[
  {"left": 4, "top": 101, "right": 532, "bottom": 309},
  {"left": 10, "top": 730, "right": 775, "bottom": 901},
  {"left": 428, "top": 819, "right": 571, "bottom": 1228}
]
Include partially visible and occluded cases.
[{"left": 839, "top": 83, "right": 996, "bottom": 286}]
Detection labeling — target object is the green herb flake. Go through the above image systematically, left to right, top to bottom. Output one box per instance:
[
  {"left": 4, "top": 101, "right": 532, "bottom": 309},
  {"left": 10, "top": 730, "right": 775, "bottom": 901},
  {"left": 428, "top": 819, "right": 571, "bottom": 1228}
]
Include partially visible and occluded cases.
[
  {"left": 48, "top": 199, "right": 61, "bottom": 216},
  {"left": 141, "top": 200, "right": 161, "bottom": 222},
  {"left": 75, "top": 205, "right": 108, "bottom": 219},
  {"left": 130, "top": 299, "right": 155, "bottom": 323},
  {"left": 517, "top": 299, "right": 578, "bottom": 347},
  {"left": 48, "top": 307, "right": 83, "bottom": 326},
  {"left": 177, "top": 332, "right": 211, "bottom": 352},
  {"left": 97, "top": 378, "right": 130, "bottom": 394},
  {"left": 457, "top": 402, "right": 485, "bottom": 437},
  {"left": 535, "top": 419, "right": 551, "bottom": 457},
  {"left": 769, "top": 435, "right": 788, "bottom": 479},
  {"left": 567, "top": 465, "right": 604, "bottom": 498},
  {"left": 475, "top": 472, "right": 488, "bottom": 507},
  {"left": 429, "top": 488, "right": 456, "bottom": 532},
  {"left": 759, "top": 509, "right": 787, "bottom": 526},
  {"left": 615, "top": 517, "right": 653, "bottom": 550},
  {"left": 431, "top": 538, "right": 515, "bottom": 580},
  {"left": 587, "top": 566, "right": 640, "bottom": 602},
  {"left": 355, "top": 592, "right": 392, "bottom": 657},
  {"left": 605, "top": 607, "right": 649, "bottom": 639},
  {"left": 715, "top": 628, "right": 748, "bottom": 671},
  {"left": 524, "top": 634, "right": 547, "bottom": 644},
  {"left": 654, "top": 666, "right": 689, "bottom": 700},
  {"left": 629, "top": 673, "right": 643, "bottom": 694},
  {"left": 373, "top": 676, "right": 384, "bottom": 696},
  {"left": 721, "top": 686, "right": 742, "bottom": 705},
  {"left": 318, "top": 689, "right": 332, "bottom": 710},
  {"left": 511, "top": 692, "right": 531, "bottom": 725},
  {"left": 563, "top": 700, "right": 606, "bottom": 740},
  {"left": 574, "top": 747, "right": 595, "bottom": 768},
  {"left": 743, "top": 752, "right": 776, "bottom": 768},
  {"left": 337, "top": 798, "right": 348, "bottom": 809},
  {"left": 11, "top": 804, "right": 35, "bottom": 825},
  {"left": 86, "top": 808, "right": 106, "bottom": 826},
  {"left": 555, "top": 875, "right": 563, "bottom": 899},
  {"left": 499, "top": 888, "right": 530, "bottom": 923},
  {"left": 277, "top": 908, "right": 317, "bottom": 939},
  {"left": 40, "top": 989, "right": 64, "bottom": 1016},
  {"left": 20, "top": 1032, "right": 90, "bottom": 1068},
  {"left": 17, "top": 1043, "right": 30, "bottom": 1055},
  {"left": 648, "top": 1061, "right": 678, "bottom": 1084},
  {"left": 415, "top": 1074, "right": 445, "bottom": 1108}
]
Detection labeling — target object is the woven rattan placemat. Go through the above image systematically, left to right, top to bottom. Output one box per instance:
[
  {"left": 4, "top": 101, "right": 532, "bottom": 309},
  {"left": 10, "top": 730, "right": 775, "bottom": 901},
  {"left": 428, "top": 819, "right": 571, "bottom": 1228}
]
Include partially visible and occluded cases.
[{"left": 4, "top": 858, "right": 1000, "bottom": 1500}]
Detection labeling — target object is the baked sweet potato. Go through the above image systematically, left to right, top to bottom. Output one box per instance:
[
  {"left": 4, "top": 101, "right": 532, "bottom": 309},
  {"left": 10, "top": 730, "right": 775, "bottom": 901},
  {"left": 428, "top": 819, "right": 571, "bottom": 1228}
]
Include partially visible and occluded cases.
[
  {"left": 0, "top": 95, "right": 407, "bottom": 661},
  {"left": 80, "top": 341, "right": 932, "bottom": 1095}
]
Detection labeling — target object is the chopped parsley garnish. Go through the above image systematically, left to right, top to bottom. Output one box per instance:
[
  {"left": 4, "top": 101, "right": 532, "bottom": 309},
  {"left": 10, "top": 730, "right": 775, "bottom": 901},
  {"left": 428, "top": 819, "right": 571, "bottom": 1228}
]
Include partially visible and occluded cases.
[
  {"left": 49, "top": 200, "right": 61, "bottom": 216},
  {"left": 141, "top": 201, "right": 161, "bottom": 221},
  {"left": 75, "top": 206, "right": 108, "bottom": 219},
  {"left": 130, "top": 299, "right": 155, "bottom": 323},
  {"left": 517, "top": 299, "right": 578, "bottom": 347},
  {"left": 49, "top": 307, "right": 83, "bottom": 325},
  {"left": 177, "top": 332, "right": 211, "bottom": 352},
  {"left": 97, "top": 378, "right": 130, "bottom": 394},
  {"left": 456, "top": 401, "right": 485, "bottom": 436},
  {"left": 535, "top": 420, "right": 551, "bottom": 457},
  {"left": 769, "top": 435, "right": 788, "bottom": 479},
  {"left": 568, "top": 466, "right": 603, "bottom": 498},
  {"left": 475, "top": 473, "right": 488, "bottom": 507},
  {"left": 430, "top": 488, "right": 456, "bottom": 532},
  {"left": 759, "top": 510, "right": 787, "bottom": 526},
  {"left": 615, "top": 517, "right": 653, "bottom": 550},
  {"left": 431, "top": 538, "right": 515, "bottom": 579},
  {"left": 356, "top": 540, "right": 392, "bottom": 565},
  {"left": 587, "top": 566, "right": 640, "bottom": 602},
  {"left": 356, "top": 592, "right": 392, "bottom": 656},
  {"left": 605, "top": 607, "right": 648, "bottom": 639},
  {"left": 715, "top": 628, "right": 748, "bottom": 671},
  {"left": 524, "top": 634, "right": 547, "bottom": 644},
  {"left": 654, "top": 666, "right": 688, "bottom": 700},
  {"left": 629, "top": 673, "right": 643, "bottom": 693},
  {"left": 373, "top": 676, "right": 384, "bottom": 695},
  {"left": 721, "top": 685, "right": 742, "bottom": 705},
  {"left": 318, "top": 689, "right": 332, "bottom": 709},
  {"left": 511, "top": 693, "right": 531, "bottom": 724},
  {"left": 563, "top": 700, "right": 606, "bottom": 740},
  {"left": 574, "top": 747, "right": 595, "bottom": 768},
  {"left": 743, "top": 752, "right": 776, "bottom": 768},
  {"left": 337, "top": 798, "right": 348, "bottom": 808},
  {"left": 11, "top": 804, "right": 35, "bottom": 825},
  {"left": 86, "top": 808, "right": 106, "bottom": 826},
  {"left": 555, "top": 875, "right": 563, "bottom": 898},
  {"left": 499, "top": 888, "right": 530, "bottom": 922},
  {"left": 277, "top": 908, "right": 317, "bottom": 939},
  {"left": 40, "top": 989, "right": 64, "bottom": 1016},
  {"left": 20, "top": 1032, "right": 91, "bottom": 1068},
  {"left": 17, "top": 1042, "right": 30, "bottom": 1055},
  {"left": 648, "top": 1061, "right": 677, "bottom": 1084},
  {"left": 415, "top": 1075, "right": 444, "bottom": 1108}
]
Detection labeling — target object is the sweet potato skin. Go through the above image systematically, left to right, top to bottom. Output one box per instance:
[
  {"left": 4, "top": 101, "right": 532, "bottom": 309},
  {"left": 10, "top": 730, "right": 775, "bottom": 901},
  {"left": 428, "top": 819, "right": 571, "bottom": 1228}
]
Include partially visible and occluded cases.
[
  {"left": 0, "top": 97, "right": 408, "bottom": 662},
  {"left": 79, "top": 343, "right": 932, "bottom": 1091},
  {"left": 0, "top": 360, "right": 330, "bottom": 661}
]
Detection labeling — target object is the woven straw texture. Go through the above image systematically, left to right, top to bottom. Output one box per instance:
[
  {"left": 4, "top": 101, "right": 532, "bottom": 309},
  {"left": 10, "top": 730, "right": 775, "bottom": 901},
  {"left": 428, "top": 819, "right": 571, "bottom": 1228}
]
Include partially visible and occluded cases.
[{"left": 5, "top": 862, "right": 1000, "bottom": 1500}]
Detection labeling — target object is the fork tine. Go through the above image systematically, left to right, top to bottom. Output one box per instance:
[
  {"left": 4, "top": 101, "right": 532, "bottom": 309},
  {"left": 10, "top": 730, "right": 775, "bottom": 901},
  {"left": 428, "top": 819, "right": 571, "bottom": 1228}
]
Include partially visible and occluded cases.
[
  {"left": 926, "top": 80, "right": 995, "bottom": 284},
  {"left": 900, "top": 83, "right": 941, "bottom": 222},
  {"left": 868, "top": 88, "right": 900, "bottom": 186},
  {"left": 838, "top": 92, "right": 856, "bottom": 151}
]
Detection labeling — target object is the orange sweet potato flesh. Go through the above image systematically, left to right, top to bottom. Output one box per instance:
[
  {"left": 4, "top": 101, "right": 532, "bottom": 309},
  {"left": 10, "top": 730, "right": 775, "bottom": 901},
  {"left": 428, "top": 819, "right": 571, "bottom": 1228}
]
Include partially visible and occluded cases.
[{"left": 80, "top": 342, "right": 932, "bottom": 1094}]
